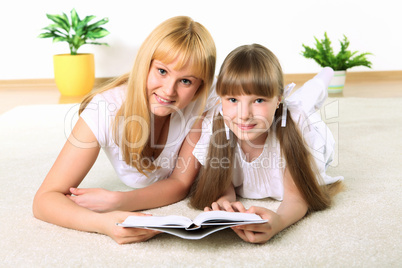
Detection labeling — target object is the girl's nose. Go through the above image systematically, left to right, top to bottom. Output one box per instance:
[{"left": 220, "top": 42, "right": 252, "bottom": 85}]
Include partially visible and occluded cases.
[{"left": 238, "top": 102, "right": 252, "bottom": 120}]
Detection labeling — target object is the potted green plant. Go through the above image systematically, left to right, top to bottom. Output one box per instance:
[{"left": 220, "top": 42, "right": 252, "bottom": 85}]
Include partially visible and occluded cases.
[
  {"left": 38, "top": 8, "right": 110, "bottom": 96},
  {"left": 301, "top": 32, "right": 372, "bottom": 93}
]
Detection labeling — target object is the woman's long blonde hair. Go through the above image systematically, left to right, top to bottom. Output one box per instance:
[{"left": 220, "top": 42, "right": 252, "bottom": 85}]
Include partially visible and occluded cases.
[
  {"left": 79, "top": 16, "right": 216, "bottom": 175},
  {"left": 190, "top": 44, "right": 342, "bottom": 211}
]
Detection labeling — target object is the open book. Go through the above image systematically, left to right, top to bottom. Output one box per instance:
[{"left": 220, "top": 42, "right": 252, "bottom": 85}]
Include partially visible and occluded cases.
[{"left": 117, "top": 210, "right": 267, "bottom": 240}]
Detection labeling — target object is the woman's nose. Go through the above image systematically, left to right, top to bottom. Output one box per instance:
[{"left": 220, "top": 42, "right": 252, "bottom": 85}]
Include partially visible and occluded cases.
[{"left": 162, "top": 79, "right": 177, "bottom": 97}]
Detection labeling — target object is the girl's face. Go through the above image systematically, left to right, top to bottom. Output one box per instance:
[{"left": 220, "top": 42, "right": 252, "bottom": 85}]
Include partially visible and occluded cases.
[
  {"left": 147, "top": 58, "right": 202, "bottom": 117},
  {"left": 221, "top": 94, "right": 280, "bottom": 145}
]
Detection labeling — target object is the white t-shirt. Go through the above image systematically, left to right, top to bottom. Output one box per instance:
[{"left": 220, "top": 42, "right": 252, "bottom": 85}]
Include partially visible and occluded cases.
[
  {"left": 193, "top": 73, "right": 344, "bottom": 200},
  {"left": 81, "top": 82, "right": 218, "bottom": 188}
]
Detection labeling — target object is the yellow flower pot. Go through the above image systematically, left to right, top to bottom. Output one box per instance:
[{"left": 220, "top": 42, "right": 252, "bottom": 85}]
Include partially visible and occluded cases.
[{"left": 53, "top": 53, "right": 95, "bottom": 96}]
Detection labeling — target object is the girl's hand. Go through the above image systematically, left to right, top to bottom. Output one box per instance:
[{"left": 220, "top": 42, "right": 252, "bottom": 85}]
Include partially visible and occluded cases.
[
  {"left": 67, "top": 187, "right": 124, "bottom": 212},
  {"left": 204, "top": 200, "right": 247, "bottom": 213},
  {"left": 205, "top": 201, "right": 282, "bottom": 244},
  {"left": 232, "top": 206, "right": 282, "bottom": 244},
  {"left": 101, "top": 211, "right": 161, "bottom": 244}
]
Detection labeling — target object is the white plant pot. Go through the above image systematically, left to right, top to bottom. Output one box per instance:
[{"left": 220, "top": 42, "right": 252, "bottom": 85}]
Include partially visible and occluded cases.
[{"left": 328, "top": 70, "right": 346, "bottom": 94}]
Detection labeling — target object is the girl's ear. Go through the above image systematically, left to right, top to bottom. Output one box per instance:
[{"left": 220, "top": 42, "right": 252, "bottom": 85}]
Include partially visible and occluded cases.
[{"left": 277, "top": 96, "right": 282, "bottom": 108}]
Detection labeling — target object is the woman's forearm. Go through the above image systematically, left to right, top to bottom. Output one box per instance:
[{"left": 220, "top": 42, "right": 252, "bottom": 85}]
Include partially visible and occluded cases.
[
  {"left": 117, "top": 177, "right": 191, "bottom": 211},
  {"left": 33, "top": 191, "right": 104, "bottom": 233}
]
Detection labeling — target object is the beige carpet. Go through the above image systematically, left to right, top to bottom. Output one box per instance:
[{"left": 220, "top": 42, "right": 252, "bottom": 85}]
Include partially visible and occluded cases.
[{"left": 0, "top": 97, "right": 401, "bottom": 267}]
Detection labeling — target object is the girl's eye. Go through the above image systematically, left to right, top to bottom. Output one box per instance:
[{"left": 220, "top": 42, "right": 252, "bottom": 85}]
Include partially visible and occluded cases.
[
  {"left": 158, "top": 68, "right": 167, "bottom": 75},
  {"left": 181, "top": 79, "right": 191, "bottom": 85},
  {"left": 228, "top": 98, "right": 237, "bottom": 103},
  {"left": 255, "top": 98, "right": 265, "bottom": 103}
]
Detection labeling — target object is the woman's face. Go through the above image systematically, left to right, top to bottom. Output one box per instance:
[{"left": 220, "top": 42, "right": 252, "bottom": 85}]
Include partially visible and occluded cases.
[
  {"left": 147, "top": 58, "right": 202, "bottom": 117},
  {"left": 221, "top": 93, "right": 280, "bottom": 145}
]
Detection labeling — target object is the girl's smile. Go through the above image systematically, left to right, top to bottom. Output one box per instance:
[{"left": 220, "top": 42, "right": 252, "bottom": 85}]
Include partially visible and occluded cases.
[{"left": 236, "top": 123, "right": 257, "bottom": 131}]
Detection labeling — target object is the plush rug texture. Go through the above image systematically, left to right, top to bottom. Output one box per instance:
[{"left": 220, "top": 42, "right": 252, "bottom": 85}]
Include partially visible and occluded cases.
[{"left": 0, "top": 97, "right": 401, "bottom": 267}]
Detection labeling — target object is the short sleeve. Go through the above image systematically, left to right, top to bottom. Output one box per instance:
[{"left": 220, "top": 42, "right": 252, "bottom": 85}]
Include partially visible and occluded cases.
[
  {"left": 203, "top": 78, "right": 219, "bottom": 112},
  {"left": 80, "top": 86, "right": 125, "bottom": 147},
  {"left": 80, "top": 94, "right": 109, "bottom": 147},
  {"left": 192, "top": 103, "right": 221, "bottom": 165}
]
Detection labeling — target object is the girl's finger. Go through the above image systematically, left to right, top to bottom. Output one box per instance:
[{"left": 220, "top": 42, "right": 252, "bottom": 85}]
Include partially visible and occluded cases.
[
  {"left": 222, "top": 201, "right": 235, "bottom": 212},
  {"left": 231, "top": 201, "right": 247, "bottom": 212},
  {"left": 211, "top": 202, "right": 221, "bottom": 211},
  {"left": 237, "top": 222, "right": 270, "bottom": 233},
  {"left": 231, "top": 227, "right": 249, "bottom": 242},
  {"left": 243, "top": 230, "right": 256, "bottom": 242}
]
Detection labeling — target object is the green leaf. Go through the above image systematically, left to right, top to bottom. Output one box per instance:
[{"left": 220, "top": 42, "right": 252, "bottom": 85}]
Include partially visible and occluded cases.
[
  {"left": 71, "top": 8, "right": 80, "bottom": 30},
  {"left": 46, "top": 13, "right": 70, "bottom": 33},
  {"left": 76, "top": 15, "right": 96, "bottom": 31},
  {"left": 86, "top": 18, "right": 109, "bottom": 31},
  {"left": 41, "top": 25, "right": 66, "bottom": 36},
  {"left": 87, "top": 28, "right": 110, "bottom": 39},
  {"left": 38, "top": 32, "right": 56, "bottom": 38},
  {"left": 53, "top": 36, "right": 68, "bottom": 43},
  {"left": 87, "top": 42, "right": 109, "bottom": 46}
]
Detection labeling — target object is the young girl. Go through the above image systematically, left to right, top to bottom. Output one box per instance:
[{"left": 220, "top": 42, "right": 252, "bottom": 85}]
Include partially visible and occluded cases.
[
  {"left": 33, "top": 16, "right": 217, "bottom": 244},
  {"left": 190, "top": 44, "right": 344, "bottom": 244}
]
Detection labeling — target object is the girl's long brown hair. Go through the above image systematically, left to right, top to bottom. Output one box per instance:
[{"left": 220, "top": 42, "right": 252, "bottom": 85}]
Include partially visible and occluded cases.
[
  {"left": 79, "top": 16, "right": 216, "bottom": 176},
  {"left": 190, "top": 44, "right": 343, "bottom": 211}
]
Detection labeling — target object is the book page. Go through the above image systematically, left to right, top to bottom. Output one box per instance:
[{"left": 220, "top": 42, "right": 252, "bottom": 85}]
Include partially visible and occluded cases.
[
  {"left": 193, "top": 211, "right": 266, "bottom": 226},
  {"left": 118, "top": 215, "right": 193, "bottom": 228}
]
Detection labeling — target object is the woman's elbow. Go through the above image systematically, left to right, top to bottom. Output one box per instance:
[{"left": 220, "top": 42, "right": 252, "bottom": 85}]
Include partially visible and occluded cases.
[{"left": 32, "top": 193, "right": 42, "bottom": 219}]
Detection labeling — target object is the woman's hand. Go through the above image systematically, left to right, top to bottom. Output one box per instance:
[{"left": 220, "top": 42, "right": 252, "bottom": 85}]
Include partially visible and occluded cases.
[
  {"left": 67, "top": 187, "right": 124, "bottom": 212},
  {"left": 101, "top": 211, "right": 161, "bottom": 244}
]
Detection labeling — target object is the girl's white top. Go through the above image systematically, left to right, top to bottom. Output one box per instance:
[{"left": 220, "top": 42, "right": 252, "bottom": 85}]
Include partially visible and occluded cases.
[
  {"left": 193, "top": 68, "right": 344, "bottom": 200},
  {"left": 81, "top": 81, "right": 218, "bottom": 188}
]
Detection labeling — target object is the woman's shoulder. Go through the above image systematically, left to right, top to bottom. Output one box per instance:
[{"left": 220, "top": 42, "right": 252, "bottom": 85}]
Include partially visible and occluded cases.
[
  {"left": 92, "top": 85, "right": 127, "bottom": 109},
  {"left": 191, "top": 103, "right": 221, "bottom": 166}
]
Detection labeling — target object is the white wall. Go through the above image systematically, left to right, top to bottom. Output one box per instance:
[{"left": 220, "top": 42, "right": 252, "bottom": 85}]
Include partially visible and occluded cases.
[{"left": 1, "top": 0, "right": 401, "bottom": 80}]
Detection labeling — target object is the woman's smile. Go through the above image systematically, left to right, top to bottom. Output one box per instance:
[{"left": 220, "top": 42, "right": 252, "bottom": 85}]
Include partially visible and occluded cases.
[{"left": 154, "top": 93, "right": 175, "bottom": 105}]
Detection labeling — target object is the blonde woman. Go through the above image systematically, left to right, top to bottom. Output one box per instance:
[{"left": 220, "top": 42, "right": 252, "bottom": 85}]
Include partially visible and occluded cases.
[
  {"left": 33, "top": 16, "right": 217, "bottom": 244},
  {"left": 190, "top": 44, "right": 344, "bottom": 243}
]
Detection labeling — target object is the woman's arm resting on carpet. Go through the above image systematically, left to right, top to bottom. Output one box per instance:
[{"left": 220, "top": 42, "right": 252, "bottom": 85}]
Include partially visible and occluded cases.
[
  {"left": 32, "top": 117, "right": 158, "bottom": 244},
  {"left": 67, "top": 117, "right": 204, "bottom": 212}
]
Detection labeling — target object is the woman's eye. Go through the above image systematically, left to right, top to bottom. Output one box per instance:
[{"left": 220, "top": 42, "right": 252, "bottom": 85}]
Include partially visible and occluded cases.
[
  {"left": 158, "top": 68, "right": 167, "bottom": 75},
  {"left": 181, "top": 79, "right": 191, "bottom": 85},
  {"left": 228, "top": 98, "right": 237, "bottom": 103},
  {"left": 255, "top": 98, "right": 264, "bottom": 103}
]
